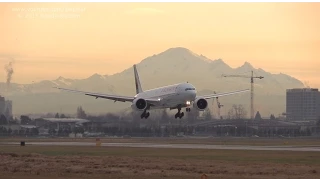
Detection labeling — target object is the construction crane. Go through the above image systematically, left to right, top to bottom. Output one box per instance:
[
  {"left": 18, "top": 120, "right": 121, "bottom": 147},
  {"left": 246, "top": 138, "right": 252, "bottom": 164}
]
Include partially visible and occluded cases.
[
  {"left": 222, "top": 71, "right": 264, "bottom": 120},
  {"left": 212, "top": 91, "right": 224, "bottom": 119}
]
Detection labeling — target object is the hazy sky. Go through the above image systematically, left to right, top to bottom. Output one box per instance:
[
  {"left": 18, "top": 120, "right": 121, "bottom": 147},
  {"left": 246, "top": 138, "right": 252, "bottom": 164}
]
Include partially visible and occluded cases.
[{"left": 1, "top": 2, "right": 320, "bottom": 88}]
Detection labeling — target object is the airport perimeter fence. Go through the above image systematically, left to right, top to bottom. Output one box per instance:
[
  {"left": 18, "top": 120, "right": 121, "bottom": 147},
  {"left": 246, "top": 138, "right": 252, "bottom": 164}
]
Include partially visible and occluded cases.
[{"left": 0, "top": 127, "right": 319, "bottom": 138}]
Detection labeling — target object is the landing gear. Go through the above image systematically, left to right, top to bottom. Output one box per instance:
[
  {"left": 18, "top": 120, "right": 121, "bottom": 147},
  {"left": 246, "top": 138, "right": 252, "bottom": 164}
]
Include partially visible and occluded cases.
[
  {"left": 175, "top": 107, "right": 184, "bottom": 119},
  {"left": 186, "top": 108, "right": 191, "bottom": 112},
  {"left": 140, "top": 111, "right": 150, "bottom": 119}
]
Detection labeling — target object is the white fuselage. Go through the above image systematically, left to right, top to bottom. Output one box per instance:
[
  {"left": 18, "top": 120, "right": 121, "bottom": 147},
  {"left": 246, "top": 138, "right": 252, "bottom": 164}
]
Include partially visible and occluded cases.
[{"left": 133, "top": 82, "right": 197, "bottom": 109}]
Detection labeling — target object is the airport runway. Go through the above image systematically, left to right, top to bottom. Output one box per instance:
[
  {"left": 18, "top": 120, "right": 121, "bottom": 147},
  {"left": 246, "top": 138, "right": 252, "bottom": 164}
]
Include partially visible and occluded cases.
[{"left": 1, "top": 141, "right": 320, "bottom": 152}]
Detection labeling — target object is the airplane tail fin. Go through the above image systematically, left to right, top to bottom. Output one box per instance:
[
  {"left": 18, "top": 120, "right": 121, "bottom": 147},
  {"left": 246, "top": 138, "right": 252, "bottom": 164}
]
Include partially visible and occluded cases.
[{"left": 133, "top": 64, "right": 143, "bottom": 94}]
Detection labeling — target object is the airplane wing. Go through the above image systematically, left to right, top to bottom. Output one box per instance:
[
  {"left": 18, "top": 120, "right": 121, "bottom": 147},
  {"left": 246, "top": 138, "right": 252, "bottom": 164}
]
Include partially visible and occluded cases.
[
  {"left": 54, "top": 87, "right": 161, "bottom": 104},
  {"left": 54, "top": 87, "right": 134, "bottom": 102},
  {"left": 197, "top": 89, "right": 249, "bottom": 99}
]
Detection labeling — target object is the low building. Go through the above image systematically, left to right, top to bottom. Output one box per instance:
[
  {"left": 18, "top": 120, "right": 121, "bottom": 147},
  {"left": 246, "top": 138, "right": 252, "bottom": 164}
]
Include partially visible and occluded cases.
[
  {"left": 35, "top": 118, "right": 90, "bottom": 136},
  {"left": 0, "top": 124, "right": 39, "bottom": 136}
]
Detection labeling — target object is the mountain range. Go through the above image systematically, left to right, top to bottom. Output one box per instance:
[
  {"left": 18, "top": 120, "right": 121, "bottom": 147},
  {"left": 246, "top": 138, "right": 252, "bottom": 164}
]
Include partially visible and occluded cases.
[{"left": 1, "top": 47, "right": 304, "bottom": 118}]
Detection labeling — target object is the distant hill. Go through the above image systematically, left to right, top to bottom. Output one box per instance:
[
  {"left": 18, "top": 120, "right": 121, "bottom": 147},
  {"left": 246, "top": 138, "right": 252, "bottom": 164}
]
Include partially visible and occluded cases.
[{"left": 0, "top": 47, "right": 304, "bottom": 117}]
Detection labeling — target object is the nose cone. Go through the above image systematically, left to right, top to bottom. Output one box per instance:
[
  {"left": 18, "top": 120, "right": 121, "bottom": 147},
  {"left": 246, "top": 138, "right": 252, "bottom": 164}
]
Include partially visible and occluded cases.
[
  {"left": 186, "top": 83, "right": 196, "bottom": 100},
  {"left": 188, "top": 89, "right": 196, "bottom": 100},
  {"left": 190, "top": 90, "right": 196, "bottom": 100}
]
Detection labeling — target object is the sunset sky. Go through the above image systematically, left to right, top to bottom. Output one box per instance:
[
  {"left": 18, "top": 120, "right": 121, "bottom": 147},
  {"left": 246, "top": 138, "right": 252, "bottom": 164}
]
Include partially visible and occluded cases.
[{"left": 1, "top": 2, "right": 320, "bottom": 88}]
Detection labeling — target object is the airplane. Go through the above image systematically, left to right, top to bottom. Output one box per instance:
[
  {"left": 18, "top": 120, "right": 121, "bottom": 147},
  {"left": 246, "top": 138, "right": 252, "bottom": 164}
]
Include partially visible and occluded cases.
[{"left": 54, "top": 64, "right": 249, "bottom": 119}]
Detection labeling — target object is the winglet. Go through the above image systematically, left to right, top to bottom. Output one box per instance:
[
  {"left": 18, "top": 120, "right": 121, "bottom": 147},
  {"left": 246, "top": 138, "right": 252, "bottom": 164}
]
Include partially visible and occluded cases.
[{"left": 133, "top": 64, "right": 143, "bottom": 94}]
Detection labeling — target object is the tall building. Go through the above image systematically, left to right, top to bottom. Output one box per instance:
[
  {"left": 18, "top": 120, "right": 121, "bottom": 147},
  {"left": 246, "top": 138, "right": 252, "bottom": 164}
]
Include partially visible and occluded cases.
[
  {"left": 286, "top": 88, "right": 320, "bottom": 121},
  {"left": 0, "top": 95, "right": 13, "bottom": 119},
  {"left": 0, "top": 96, "right": 5, "bottom": 114},
  {"left": 4, "top": 100, "right": 12, "bottom": 119}
]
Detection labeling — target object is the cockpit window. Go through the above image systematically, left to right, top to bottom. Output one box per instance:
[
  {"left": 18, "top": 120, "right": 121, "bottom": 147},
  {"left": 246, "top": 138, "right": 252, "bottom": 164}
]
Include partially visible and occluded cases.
[{"left": 185, "top": 88, "right": 196, "bottom": 91}]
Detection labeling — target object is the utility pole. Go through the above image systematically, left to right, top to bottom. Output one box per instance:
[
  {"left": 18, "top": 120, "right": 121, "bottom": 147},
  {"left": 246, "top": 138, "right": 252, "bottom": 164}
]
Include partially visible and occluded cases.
[
  {"left": 222, "top": 70, "right": 264, "bottom": 120},
  {"left": 250, "top": 71, "right": 254, "bottom": 121},
  {"left": 212, "top": 92, "right": 224, "bottom": 119}
]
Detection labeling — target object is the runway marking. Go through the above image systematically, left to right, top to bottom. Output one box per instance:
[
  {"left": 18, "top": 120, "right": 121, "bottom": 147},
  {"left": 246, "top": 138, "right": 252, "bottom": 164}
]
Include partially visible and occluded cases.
[{"left": 1, "top": 142, "right": 320, "bottom": 152}]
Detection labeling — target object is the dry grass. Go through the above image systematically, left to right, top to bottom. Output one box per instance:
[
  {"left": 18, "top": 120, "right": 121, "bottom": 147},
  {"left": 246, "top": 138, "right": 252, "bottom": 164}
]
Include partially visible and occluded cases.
[
  {"left": 1, "top": 137, "right": 320, "bottom": 146},
  {"left": 0, "top": 145, "right": 320, "bottom": 178}
]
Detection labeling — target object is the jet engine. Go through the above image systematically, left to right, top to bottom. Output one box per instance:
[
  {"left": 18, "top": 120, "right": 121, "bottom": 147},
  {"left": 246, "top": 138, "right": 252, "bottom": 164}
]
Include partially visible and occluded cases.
[
  {"left": 131, "top": 98, "right": 148, "bottom": 111},
  {"left": 193, "top": 98, "right": 208, "bottom": 111}
]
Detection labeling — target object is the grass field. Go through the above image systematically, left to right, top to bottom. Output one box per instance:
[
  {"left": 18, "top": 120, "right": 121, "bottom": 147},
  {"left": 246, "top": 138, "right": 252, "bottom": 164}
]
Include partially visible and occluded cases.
[
  {"left": 1, "top": 137, "right": 320, "bottom": 146},
  {"left": 0, "top": 144, "right": 320, "bottom": 178}
]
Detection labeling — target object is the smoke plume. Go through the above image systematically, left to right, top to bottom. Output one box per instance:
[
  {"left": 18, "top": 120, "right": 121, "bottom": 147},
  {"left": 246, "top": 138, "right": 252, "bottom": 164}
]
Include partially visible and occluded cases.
[{"left": 4, "top": 60, "right": 14, "bottom": 90}]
